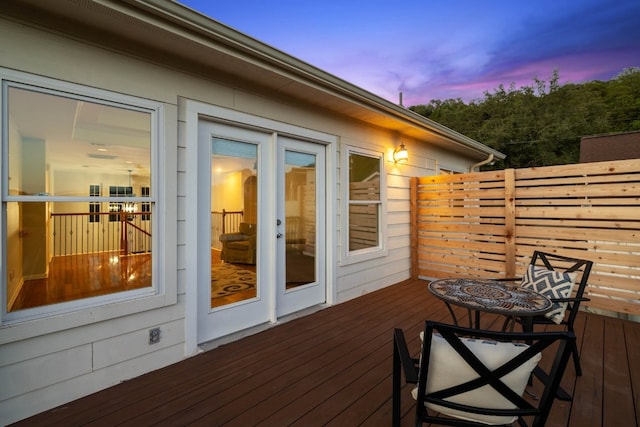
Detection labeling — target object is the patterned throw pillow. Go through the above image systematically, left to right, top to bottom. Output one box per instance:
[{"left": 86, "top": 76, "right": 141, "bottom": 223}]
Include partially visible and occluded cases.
[{"left": 520, "top": 265, "right": 577, "bottom": 324}]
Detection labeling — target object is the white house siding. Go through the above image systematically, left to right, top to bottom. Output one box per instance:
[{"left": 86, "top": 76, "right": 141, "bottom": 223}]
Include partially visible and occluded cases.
[
  {"left": 0, "top": 8, "right": 486, "bottom": 425},
  {"left": 0, "top": 18, "right": 182, "bottom": 424}
]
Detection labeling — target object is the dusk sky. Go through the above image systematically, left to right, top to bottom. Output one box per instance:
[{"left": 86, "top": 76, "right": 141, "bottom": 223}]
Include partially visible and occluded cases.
[{"left": 178, "top": 0, "right": 640, "bottom": 107}]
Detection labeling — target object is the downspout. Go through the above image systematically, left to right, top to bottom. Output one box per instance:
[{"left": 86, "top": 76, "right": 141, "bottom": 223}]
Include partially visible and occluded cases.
[{"left": 468, "top": 153, "right": 494, "bottom": 172}]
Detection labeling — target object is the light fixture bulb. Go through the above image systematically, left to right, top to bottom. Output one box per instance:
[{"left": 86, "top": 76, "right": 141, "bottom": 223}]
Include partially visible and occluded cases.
[{"left": 394, "top": 143, "right": 408, "bottom": 163}]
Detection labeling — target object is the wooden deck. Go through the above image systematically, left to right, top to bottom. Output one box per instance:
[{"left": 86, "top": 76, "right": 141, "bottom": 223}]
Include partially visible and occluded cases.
[{"left": 14, "top": 279, "right": 640, "bottom": 426}]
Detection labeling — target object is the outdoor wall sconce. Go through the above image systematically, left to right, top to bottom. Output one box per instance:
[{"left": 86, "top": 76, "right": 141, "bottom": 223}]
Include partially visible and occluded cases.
[{"left": 393, "top": 143, "right": 408, "bottom": 163}]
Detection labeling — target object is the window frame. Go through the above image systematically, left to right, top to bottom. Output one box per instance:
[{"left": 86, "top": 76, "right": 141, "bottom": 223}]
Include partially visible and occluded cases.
[
  {"left": 0, "top": 69, "right": 170, "bottom": 328},
  {"left": 340, "top": 145, "right": 388, "bottom": 265},
  {"left": 89, "top": 184, "right": 101, "bottom": 223}
]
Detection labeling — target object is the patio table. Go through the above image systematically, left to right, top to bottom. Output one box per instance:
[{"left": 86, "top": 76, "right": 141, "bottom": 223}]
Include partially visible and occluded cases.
[
  {"left": 428, "top": 277, "right": 571, "bottom": 401},
  {"left": 428, "top": 278, "right": 552, "bottom": 331}
]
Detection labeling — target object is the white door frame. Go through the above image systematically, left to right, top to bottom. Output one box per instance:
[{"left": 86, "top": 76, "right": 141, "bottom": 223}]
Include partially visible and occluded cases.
[{"left": 182, "top": 100, "right": 337, "bottom": 355}]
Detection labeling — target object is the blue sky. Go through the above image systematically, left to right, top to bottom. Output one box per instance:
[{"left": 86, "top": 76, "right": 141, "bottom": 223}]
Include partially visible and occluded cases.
[{"left": 178, "top": 0, "right": 640, "bottom": 106}]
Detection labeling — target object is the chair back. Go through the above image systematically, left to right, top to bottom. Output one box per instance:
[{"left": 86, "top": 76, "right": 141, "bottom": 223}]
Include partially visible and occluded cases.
[
  {"left": 239, "top": 222, "right": 257, "bottom": 236},
  {"left": 530, "top": 251, "right": 593, "bottom": 328},
  {"left": 410, "top": 321, "right": 575, "bottom": 427}
]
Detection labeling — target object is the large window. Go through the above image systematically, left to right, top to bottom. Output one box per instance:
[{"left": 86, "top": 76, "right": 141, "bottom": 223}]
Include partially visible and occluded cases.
[
  {"left": 2, "top": 77, "right": 157, "bottom": 322},
  {"left": 342, "top": 147, "right": 387, "bottom": 263}
]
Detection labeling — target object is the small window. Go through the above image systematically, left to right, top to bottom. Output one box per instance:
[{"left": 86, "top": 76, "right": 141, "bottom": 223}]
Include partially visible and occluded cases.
[
  {"left": 2, "top": 77, "right": 157, "bottom": 323},
  {"left": 341, "top": 146, "right": 387, "bottom": 264},
  {"left": 439, "top": 167, "right": 463, "bottom": 175},
  {"left": 89, "top": 184, "right": 101, "bottom": 223},
  {"left": 109, "top": 185, "right": 134, "bottom": 221},
  {"left": 141, "top": 186, "right": 151, "bottom": 221}
]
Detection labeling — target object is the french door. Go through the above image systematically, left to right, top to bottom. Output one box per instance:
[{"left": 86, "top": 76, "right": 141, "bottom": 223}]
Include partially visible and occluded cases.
[
  {"left": 197, "top": 120, "right": 326, "bottom": 344},
  {"left": 276, "top": 137, "right": 326, "bottom": 317}
]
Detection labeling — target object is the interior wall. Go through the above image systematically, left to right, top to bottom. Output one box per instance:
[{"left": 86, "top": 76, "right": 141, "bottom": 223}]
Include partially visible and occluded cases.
[
  {"left": 5, "top": 119, "right": 23, "bottom": 308},
  {"left": 20, "top": 138, "right": 47, "bottom": 279},
  {"left": 211, "top": 170, "right": 243, "bottom": 212}
]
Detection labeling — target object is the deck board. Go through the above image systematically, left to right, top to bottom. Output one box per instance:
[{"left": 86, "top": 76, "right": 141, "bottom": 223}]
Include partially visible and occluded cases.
[
  {"left": 12, "top": 278, "right": 640, "bottom": 426},
  {"left": 570, "top": 313, "right": 605, "bottom": 426},
  {"left": 602, "top": 317, "right": 636, "bottom": 426},
  {"left": 627, "top": 321, "right": 640, "bottom": 421}
]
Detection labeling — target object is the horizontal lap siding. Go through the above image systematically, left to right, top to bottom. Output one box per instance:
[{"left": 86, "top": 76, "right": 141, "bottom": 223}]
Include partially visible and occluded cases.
[{"left": 412, "top": 159, "right": 640, "bottom": 316}]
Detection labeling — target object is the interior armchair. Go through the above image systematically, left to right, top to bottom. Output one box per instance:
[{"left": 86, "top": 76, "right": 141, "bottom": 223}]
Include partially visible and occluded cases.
[{"left": 219, "top": 222, "right": 257, "bottom": 264}]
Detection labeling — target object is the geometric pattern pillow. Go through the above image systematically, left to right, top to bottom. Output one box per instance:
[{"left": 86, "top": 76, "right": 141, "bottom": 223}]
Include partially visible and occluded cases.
[{"left": 520, "top": 265, "right": 577, "bottom": 324}]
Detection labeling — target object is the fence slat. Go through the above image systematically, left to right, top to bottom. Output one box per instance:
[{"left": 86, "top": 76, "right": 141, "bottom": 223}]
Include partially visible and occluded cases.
[{"left": 413, "top": 159, "right": 640, "bottom": 317}]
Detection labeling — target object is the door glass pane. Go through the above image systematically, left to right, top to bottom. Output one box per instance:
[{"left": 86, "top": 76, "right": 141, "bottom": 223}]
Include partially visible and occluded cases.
[
  {"left": 211, "top": 138, "right": 257, "bottom": 308},
  {"left": 284, "top": 150, "right": 316, "bottom": 289}
]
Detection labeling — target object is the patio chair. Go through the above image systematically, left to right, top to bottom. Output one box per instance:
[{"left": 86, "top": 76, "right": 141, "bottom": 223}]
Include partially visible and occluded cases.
[
  {"left": 501, "top": 251, "right": 593, "bottom": 376},
  {"left": 392, "top": 321, "right": 575, "bottom": 427}
]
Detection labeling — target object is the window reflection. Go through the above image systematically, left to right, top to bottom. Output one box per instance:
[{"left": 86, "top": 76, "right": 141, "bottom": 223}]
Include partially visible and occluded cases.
[
  {"left": 4, "top": 86, "right": 153, "bottom": 313},
  {"left": 8, "top": 87, "right": 151, "bottom": 196},
  {"left": 211, "top": 139, "right": 258, "bottom": 308},
  {"left": 284, "top": 150, "right": 316, "bottom": 288},
  {"left": 348, "top": 153, "right": 381, "bottom": 251}
]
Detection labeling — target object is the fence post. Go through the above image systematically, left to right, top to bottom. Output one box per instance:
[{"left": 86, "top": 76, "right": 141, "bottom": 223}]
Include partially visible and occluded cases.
[
  {"left": 504, "top": 169, "right": 516, "bottom": 277},
  {"left": 410, "top": 177, "right": 418, "bottom": 280}
]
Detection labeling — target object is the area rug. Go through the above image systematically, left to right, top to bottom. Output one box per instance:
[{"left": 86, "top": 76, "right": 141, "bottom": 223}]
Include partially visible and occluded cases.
[{"left": 211, "top": 263, "right": 256, "bottom": 298}]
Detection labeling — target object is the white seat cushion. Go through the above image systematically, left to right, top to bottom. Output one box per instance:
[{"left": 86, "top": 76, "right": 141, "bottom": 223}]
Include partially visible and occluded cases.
[
  {"left": 520, "top": 265, "right": 577, "bottom": 324},
  {"left": 413, "top": 332, "right": 541, "bottom": 425}
]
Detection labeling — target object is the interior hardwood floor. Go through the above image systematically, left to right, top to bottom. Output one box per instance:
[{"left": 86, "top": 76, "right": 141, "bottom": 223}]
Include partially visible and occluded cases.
[
  {"left": 13, "top": 249, "right": 258, "bottom": 311},
  {"left": 12, "top": 252, "right": 151, "bottom": 311},
  {"left": 211, "top": 288, "right": 258, "bottom": 308}
]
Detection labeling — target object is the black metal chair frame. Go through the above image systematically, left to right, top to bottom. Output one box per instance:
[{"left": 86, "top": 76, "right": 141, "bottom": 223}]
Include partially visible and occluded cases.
[
  {"left": 501, "top": 251, "right": 593, "bottom": 376},
  {"left": 392, "top": 321, "right": 575, "bottom": 427}
]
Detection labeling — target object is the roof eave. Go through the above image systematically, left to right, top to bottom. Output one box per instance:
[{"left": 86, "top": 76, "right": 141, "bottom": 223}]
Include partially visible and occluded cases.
[
  {"left": 1, "top": 0, "right": 504, "bottom": 160},
  {"left": 141, "top": 0, "right": 504, "bottom": 159}
]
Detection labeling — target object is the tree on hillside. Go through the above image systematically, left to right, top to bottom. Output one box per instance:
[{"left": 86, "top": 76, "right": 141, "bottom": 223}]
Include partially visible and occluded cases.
[{"left": 410, "top": 68, "right": 640, "bottom": 169}]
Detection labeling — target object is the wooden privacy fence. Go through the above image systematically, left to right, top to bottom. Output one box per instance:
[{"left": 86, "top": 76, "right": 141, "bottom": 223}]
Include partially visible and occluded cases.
[{"left": 411, "top": 158, "right": 640, "bottom": 317}]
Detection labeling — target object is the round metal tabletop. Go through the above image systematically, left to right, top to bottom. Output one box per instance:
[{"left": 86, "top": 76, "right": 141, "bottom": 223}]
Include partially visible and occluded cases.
[{"left": 428, "top": 278, "right": 553, "bottom": 317}]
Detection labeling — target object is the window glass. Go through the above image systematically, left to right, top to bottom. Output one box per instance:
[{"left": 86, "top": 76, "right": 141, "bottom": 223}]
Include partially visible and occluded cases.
[
  {"left": 4, "top": 85, "right": 153, "bottom": 314},
  {"left": 7, "top": 87, "right": 151, "bottom": 196},
  {"left": 211, "top": 138, "right": 258, "bottom": 308},
  {"left": 284, "top": 150, "right": 316, "bottom": 289},
  {"left": 348, "top": 152, "right": 381, "bottom": 251},
  {"left": 89, "top": 184, "right": 101, "bottom": 223}
]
